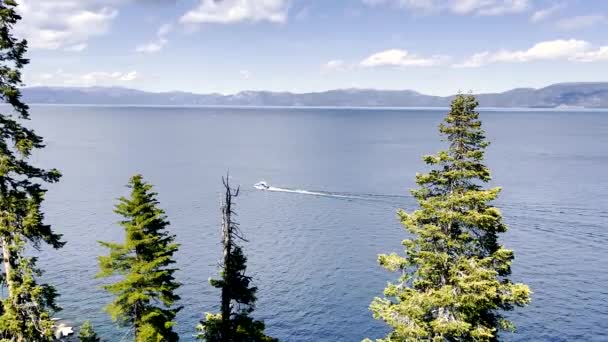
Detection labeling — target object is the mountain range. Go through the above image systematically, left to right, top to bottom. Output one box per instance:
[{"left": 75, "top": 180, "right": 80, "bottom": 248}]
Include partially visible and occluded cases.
[{"left": 20, "top": 82, "right": 608, "bottom": 108}]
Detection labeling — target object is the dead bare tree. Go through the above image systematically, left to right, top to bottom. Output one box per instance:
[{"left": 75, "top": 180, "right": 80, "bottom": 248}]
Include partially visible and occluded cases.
[
  {"left": 198, "top": 174, "right": 275, "bottom": 342},
  {"left": 220, "top": 174, "right": 244, "bottom": 340}
]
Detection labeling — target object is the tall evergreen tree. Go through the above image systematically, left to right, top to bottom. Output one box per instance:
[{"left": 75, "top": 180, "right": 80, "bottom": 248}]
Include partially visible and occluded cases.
[
  {"left": 0, "top": 1, "right": 64, "bottom": 340},
  {"left": 367, "top": 95, "right": 531, "bottom": 341},
  {"left": 98, "top": 175, "right": 181, "bottom": 342},
  {"left": 198, "top": 176, "right": 276, "bottom": 342}
]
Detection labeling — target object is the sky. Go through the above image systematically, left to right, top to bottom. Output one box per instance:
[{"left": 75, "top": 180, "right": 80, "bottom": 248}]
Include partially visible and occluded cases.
[{"left": 15, "top": 0, "right": 608, "bottom": 96}]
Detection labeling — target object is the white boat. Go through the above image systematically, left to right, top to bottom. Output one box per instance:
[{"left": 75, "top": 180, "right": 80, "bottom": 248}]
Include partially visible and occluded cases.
[{"left": 254, "top": 181, "right": 270, "bottom": 190}]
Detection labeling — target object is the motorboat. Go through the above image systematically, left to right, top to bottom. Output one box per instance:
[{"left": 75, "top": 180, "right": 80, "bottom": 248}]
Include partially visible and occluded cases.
[{"left": 254, "top": 181, "right": 270, "bottom": 190}]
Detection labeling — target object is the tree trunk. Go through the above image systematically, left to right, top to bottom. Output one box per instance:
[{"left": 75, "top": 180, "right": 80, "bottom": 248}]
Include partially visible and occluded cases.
[
  {"left": 220, "top": 180, "right": 233, "bottom": 342},
  {"left": 1, "top": 237, "right": 14, "bottom": 297},
  {"left": 134, "top": 302, "right": 139, "bottom": 342}
]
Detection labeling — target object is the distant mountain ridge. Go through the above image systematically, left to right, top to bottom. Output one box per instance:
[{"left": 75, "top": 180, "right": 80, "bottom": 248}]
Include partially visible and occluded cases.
[{"left": 20, "top": 82, "right": 608, "bottom": 108}]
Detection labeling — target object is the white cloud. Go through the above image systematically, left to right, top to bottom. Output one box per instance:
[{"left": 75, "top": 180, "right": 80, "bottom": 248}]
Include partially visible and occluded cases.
[
  {"left": 15, "top": 0, "right": 120, "bottom": 51},
  {"left": 180, "top": 0, "right": 289, "bottom": 25},
  {"left": 362, "top": 0, "right": 530, "bottom": 16},
  {"left": 363, "top": 0, "right": 436, "bottom": 12},
  {"left": 475, "top": 0, "right": 528, "bottom": 15},
  {"left": 530, "top": 3, "right": 564, "bottom": 23},
  {"left": 556, "top": 15, "right": 606, "bottom": 31},
  {"left": 135, "top": 23, "right": 172, "bottom": 53},
  {"left": 157, "top": 23, "right": 173, "bottom": 36},
  {"left": 136, "top": 39, "right": 167, "bottom": 53},
  {"left": 454, "top": 39, "right": 608, "bottom": 67},
  {"left": 65, "top": 43, "right": 89, "bottom": 52},
  {"left": 575, "top": 47, "right": 608, "bottom": 63},
  {"left": 360, "top": 49, "right": 449, "bottom": 67},
  {"left": 454, "top": 52, "right": 491, "bottom": 68},
  {"left": 322, "top": 60, "right": 348, "bottom": 72},
  {"left": 325, "top": 60, "right": 345, "bottom": 67},
  {"left": 26, "top": 69, "right": 139, "bottom": 87},
  {"left": 239, "top": 70, "right": 252, "bottom": 79},
  {"left": 77, "top": 71, "right": 139, "bottom": 84},
  {"left": 118, "top": 71, "right": 138, "bottom": 81}
]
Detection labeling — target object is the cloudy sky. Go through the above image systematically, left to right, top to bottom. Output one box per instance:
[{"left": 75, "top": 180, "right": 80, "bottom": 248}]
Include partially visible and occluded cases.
[{"left": 17, "top": 0, "right": 608, "bottom": 95}]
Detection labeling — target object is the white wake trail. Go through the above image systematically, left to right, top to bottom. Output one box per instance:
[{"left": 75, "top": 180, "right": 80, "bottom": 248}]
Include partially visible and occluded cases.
[
  {"left": 254, "top": 181, "right": 410, "bottom": 203},
  {"left": 265, "top": 187, "right": 363, "bottom": 200}
]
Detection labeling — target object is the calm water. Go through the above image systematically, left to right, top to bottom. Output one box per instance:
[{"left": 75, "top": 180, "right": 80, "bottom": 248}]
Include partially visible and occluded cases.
[{"left": 26, "top": 106, "right": 608, "bottom": 341}]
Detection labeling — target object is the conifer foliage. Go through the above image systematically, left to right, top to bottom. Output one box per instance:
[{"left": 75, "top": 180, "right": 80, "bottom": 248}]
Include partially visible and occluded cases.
[
  {"left": 0, "top": 1, "right": 64, "bottom": 341},
  {"left": 368, "top": 95, "right": 531, "bottom": 341},
  {"left": 98, "top": 175, "right": 181, "bottom": 342},
  {"left": 198, "top": 176, "right": 276, "bottom": 342},
  {"left": 78, "top": 320, "right": 100, "bottom": 342}
]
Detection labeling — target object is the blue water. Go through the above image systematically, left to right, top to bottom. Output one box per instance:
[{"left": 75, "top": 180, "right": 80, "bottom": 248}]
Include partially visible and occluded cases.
[{"left": 27, "top": 106, "right": 608, "bottom": 341}]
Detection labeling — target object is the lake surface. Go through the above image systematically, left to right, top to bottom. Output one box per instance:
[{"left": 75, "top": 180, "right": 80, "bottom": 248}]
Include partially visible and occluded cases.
[{"left": 27, "top": 106, "right": 608, "bottom": 341}]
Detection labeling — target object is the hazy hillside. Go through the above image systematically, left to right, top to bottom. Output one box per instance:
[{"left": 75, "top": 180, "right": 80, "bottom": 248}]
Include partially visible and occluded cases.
[{"left": 21, "top": 82, "right": 608, "bottom": 108}]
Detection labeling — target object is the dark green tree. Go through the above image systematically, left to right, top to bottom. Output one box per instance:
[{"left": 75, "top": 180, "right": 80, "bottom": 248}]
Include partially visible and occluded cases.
[
  {"left": 0, "top": 1, "right": 64, "bottom": 341},
  {"left": 367, "top": 95, "right": 531, "bottom": 341},
  {"left": 98, "top": 175, "right": 181, "bottom": 342},
  {"left": 198, "top": 177, "right": 276, "bottom": 342},
  {"left": 78, "top": 320, "right": 100, "bottom": 342}
]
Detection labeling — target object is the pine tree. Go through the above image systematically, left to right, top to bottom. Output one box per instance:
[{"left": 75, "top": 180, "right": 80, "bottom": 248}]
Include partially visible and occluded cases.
[
  {"left": 0, "top": 1, "right": 64, "bottom": 341},
  {"left": 367, "top": 95, "right": 531, "bottom": 341},
  {"left": 98, "top": 175, "right": 181, "bottom": 342},
  {"left": 198, "top": 176, "right": 276, "bottom": 342},
  {"left": 78, "top": 320, "right": 100, "bottom": 342}
]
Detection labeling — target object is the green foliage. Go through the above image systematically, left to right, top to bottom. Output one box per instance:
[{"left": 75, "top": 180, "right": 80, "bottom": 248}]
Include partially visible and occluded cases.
[
  {"left": 0, "top": 1, "right": 63, "bottom": 341},
  {"left": 368, "top": 95, "right": 531, "bottom": 342},
  {"left": 98, "top": 175, "right": 182, "bottom": 342},
  {"left": 198, "top": 178, "right": 276, "bottom": 342},
  {"left": 0, "top": 238, "right": 59, "bottom": 341},
  {"left": 198, "top": 247, "right": 276, "bottom": 342},
  {"left": 78, "top": 320, "right": 101, "bottom": 342}
]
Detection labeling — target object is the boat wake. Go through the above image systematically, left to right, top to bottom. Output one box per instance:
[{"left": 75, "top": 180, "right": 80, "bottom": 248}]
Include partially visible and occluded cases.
[
  {"left": 253, "top": 181, "right": 407, "bottom": 201},
  {"left": 267, "top": 187, "right": 364, "bottom": 199}
]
